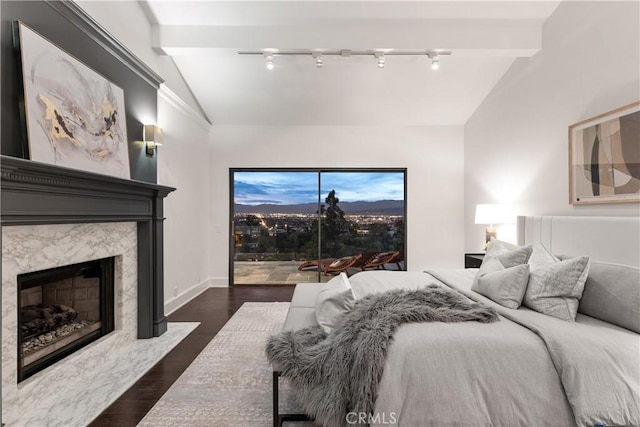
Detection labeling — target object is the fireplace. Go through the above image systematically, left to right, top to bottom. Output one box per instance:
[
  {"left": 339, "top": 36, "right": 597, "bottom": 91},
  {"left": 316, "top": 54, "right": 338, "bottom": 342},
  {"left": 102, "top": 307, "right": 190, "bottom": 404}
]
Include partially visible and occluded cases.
[
  {"left": 2, "top": 156, "right": 174, "bottom": 425},
  {"left": 17, "top": 257, "right": 115, "bottom": 382}
]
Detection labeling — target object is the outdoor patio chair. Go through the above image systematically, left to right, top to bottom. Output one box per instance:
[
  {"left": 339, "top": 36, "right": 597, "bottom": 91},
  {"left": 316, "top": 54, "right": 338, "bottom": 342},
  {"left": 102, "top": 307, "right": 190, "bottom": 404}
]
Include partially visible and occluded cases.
[
  {"left": 363, "top": 251, "right": 400, "bottom": 270},
  {"left": 387, "top": 251, "right": 404, "bottom": 270},
  {"left": 349, "top": 252, "right": 379, "bottom": 271},
  {"left": 322, "top": 253, "right": 362, "bottom": 276},
  {"left": 297, "top": 258, "right": 337, "bottom": 271}
]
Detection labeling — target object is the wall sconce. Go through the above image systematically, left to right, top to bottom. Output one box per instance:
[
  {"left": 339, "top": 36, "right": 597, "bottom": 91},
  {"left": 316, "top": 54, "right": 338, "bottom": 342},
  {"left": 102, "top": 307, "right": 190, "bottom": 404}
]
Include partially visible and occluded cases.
[
  {"left": 143, "top": 124, "right": 163, "bottom": 156},
  {"left": 474, "top": 204, "right": 511, "bottom": 244}
]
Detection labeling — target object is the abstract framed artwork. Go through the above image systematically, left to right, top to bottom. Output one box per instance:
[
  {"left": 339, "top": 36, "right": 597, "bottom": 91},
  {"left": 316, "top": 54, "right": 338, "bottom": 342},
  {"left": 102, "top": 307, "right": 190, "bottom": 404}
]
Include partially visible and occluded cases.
[
  {"left": 16, "top": 22, "right": 130, "bottom": 179},
  {"left": 569, "top": 101, "right": 640, "bottom": 205}
]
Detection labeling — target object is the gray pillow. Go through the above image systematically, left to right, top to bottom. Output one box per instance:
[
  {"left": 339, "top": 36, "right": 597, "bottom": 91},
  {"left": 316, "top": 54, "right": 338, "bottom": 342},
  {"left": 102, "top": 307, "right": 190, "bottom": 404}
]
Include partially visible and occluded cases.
[
  {"left": 487, "top": 238, "right": 518, "bottom": 250},
  {"left": 482, "top": 239, "right": 533, "bottom": 267},
  {"left": 474, "top": 240, "right": 532, "bottom": 287},
  {"left": 523, "top": 245, "right": 590, "bottom": 322},
  {"left": 472, "top": 257, "right": 530, "bottom": 309},
  {"left": 578, "top": 261, "right": 640, "bottom": 333},
  {"left": 314, "top": 273, "right": 356, "bottom": 334}
]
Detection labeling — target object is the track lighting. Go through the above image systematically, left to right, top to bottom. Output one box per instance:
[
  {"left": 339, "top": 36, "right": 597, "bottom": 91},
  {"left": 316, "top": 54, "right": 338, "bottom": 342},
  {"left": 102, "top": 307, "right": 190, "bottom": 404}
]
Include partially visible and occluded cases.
[
  {"left": 242, "top": 50, "right": 452, "bottom": 70},
  {"left": 313, "top": 53, "right": 323, "bottom": 68},
  {"left": 428, "top": 53, "right": 440, "bottom": 70},
  {"left": 265, "top": 54, "right": 274, "bottom": 70}
]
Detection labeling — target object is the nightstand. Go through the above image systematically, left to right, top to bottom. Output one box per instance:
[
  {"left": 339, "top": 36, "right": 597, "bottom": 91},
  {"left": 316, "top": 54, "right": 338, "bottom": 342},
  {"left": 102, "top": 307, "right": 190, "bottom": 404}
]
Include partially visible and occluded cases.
[{"left": 464, "top": 253, "right": 485, "bottom": 268}]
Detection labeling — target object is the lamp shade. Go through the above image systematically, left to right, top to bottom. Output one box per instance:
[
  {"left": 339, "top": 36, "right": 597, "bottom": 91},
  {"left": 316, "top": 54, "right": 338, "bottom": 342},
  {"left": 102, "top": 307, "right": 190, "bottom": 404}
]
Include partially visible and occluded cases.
[
  {"left": 143, "top": 125, "right": 163, "bottom": 144},
  {"left": 474, "top": 204, "right": 510, "bottom": 225}
]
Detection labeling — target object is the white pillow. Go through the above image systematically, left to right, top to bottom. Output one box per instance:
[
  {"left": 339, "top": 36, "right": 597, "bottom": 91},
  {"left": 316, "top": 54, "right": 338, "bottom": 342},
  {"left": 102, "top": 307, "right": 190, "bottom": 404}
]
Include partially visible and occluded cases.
[
  {"left": 486, "top": 238, "right": 519, "bottom": 252},
  {"left": 482, "top": 239, "right": 533, "bottom": 268},
  {"left": 473, "top": 240, "right": 532, "bottom": 288},
  {"left": 523, "top": 245, "right": 590, "bottom": 322},
  {"left": 473, "top": 257, "right": 530, "bottom": 309},
  {"left": 314, "top": 273, "right": 356, "bottom": 334}
]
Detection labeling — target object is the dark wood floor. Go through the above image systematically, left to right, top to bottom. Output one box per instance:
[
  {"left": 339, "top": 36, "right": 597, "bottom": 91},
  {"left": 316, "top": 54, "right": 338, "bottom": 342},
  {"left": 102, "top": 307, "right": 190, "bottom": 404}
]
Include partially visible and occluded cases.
[{"left": 90, "top": 285, "right": 295, "bottom": 427}]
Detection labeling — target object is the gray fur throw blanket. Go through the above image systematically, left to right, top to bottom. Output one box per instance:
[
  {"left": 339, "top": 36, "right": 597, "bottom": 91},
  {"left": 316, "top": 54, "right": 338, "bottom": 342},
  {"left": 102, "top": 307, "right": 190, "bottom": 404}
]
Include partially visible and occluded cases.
[{"left": 266, "top": 284, "right": 499, "bottom": 427}]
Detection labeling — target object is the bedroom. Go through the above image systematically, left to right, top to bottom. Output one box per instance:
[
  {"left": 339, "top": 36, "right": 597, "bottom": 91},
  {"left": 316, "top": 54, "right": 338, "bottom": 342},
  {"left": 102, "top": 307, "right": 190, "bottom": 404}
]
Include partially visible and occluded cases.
[{"left": 0, "top": 0, "right": 638, "bottom": 426}]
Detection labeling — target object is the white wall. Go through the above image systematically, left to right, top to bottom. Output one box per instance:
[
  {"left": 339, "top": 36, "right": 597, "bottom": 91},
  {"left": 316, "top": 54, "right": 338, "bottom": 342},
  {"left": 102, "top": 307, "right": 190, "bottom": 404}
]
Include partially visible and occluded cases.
[
  {"left": 76, "top": 1, "right": 206, "bottom": 119},
  {"left": 464, "top": 1, "right": 640, "bottom": 251},
  {"left": 77, "top": 2, "right": 215, "bottom": 311},
  {"left": 158, "top": 87, "right": 214, "bottom": 313},
  {"left": 210, "top": 125, "right": 465, "bottom": 284}
]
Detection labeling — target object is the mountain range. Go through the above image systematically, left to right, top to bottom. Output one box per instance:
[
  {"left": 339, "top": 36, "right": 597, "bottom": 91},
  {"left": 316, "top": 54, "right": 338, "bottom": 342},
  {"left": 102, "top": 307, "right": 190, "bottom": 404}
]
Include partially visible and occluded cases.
[{"left": 234, "top": 200, "right": 404, "bottom": 215}]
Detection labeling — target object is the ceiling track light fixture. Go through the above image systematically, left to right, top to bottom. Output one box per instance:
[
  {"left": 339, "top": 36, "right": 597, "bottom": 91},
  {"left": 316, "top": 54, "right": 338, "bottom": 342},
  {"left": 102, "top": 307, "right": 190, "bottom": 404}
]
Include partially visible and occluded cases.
[
  {"left": 241, "top": 50, "right": 451, "bottom": 70},
  {"left": 312, "top": 53, "right": 324, "bottom": 68},
  {"left": 428, "top": 53, "right": 440, "bottom": 70},
  {"left": 264, "top": 54, "right": 275, "bottom": 70}
]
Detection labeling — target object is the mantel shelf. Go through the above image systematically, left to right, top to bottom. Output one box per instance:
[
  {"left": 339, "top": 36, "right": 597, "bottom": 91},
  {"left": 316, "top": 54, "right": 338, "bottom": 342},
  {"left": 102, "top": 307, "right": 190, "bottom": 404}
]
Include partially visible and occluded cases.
[{"left": 1, "top": 155, "right": 175, "bottom": 226}]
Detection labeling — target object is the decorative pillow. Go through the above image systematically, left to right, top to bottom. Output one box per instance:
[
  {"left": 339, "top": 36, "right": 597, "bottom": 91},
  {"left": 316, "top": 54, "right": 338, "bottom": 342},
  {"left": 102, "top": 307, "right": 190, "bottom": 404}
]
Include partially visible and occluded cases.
[
  {"left": 486, "top": 238, "right": 519, "bottom": 252},
  {"left": 482, "top": 239, "right": 533, "bottom": 268},
  {"left": 473, "top": 240, "right": 532, "bottom": 288},
  {"left": 523, "top": 245, "right": 590, "bottom": 322},
  {"left": 472, "top": 257, "right": 530, "bottom": 309},
  {"left": 578, "top": 261, "right": 640, "bottom": 333},
  {"left": 315, "top": 273, "right": 356, "bottom": 334}
]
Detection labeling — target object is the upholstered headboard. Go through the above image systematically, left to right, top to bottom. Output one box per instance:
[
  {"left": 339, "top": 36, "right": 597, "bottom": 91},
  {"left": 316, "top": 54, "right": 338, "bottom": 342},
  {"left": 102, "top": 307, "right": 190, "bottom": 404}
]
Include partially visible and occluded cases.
[{"left": 517, "top": 216, "right": 640, "bottom": 267}]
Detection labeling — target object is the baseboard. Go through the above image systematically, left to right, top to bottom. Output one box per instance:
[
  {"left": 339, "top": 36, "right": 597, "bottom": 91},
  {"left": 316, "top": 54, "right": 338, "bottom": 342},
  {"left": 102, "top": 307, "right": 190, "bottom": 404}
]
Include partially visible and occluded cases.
[
  {"left": 164, "top": 277, "right": 230, "bottom": 315},
  {"left": 209, "top": 277, "right": 229, "bottom": 287},
  {"left": 164, "top": 278, "right": 211, "bottom": 315}
]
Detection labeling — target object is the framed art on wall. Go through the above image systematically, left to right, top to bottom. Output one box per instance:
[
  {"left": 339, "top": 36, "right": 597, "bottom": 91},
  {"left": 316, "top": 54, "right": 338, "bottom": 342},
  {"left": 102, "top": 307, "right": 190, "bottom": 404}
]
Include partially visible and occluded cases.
[
  {"left": 15, "top": 22, "right": 131, "bottom": 180},
  {"left": 569, "top": 101, "right": 640, "bottom": 205}
]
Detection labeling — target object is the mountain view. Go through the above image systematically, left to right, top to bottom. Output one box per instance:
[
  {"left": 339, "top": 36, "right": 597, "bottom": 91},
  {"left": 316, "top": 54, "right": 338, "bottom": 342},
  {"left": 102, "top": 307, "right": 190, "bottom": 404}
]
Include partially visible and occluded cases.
[
  {"left": 232, "top": 171, "right": 406, "bottom": 284},
  {"left": 234, "top": 199, "right": 404, "bottom": 216}
]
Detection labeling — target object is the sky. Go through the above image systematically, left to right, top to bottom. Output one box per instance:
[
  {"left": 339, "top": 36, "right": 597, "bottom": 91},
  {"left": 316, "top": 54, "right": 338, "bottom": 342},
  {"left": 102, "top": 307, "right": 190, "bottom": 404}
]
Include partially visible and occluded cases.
[{"left": 234, "top": 171, "right": 405, "bottom": 205}]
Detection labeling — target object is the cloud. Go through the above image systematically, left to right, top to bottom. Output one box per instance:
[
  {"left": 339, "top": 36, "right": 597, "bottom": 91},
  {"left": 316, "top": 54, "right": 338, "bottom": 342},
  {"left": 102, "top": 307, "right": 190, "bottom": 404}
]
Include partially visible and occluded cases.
[
  {"left": 234, "top": 171, "right": 405, "bottom": 205},
  {"left": 234, "top": 172, "right": 319, "bottom": 205},
  {"left": 321, "top": 172, "right": 404, "bottom": 202}
]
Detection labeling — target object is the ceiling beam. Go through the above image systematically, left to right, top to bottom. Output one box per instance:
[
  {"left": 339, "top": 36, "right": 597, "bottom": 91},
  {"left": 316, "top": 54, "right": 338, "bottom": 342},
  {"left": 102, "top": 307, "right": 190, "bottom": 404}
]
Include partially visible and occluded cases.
[{"left": 152, "top": 19, "right": 541, "bottom": 57}]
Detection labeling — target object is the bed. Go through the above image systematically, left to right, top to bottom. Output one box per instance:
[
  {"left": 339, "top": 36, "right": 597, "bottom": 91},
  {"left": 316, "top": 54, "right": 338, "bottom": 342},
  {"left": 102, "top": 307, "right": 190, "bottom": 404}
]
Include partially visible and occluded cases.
[{"left": 271, "top": 216, "right": 640, "bottom": 427}]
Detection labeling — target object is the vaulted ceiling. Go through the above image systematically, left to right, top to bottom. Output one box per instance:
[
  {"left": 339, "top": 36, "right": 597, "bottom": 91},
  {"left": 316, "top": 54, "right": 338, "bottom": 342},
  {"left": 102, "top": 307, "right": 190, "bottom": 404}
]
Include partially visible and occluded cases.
[{"left": 144, "top": 1, "right": 561, "bottom": 126}]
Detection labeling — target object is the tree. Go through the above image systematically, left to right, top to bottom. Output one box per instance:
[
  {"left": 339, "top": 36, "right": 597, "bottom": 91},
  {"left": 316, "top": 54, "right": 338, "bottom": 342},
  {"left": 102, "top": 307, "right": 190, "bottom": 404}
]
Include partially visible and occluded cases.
[
  {"left": 322, "top": 190, "right": 348, "bottom": 256},
  {"left": 324, "top": 190, "right": 347, "bottom": 236},
  {"left": 394, "top": 218, "right": 405, "bottom": 252},
  {"left": 366, "top": 223, "right": 389, "bottom": 252}
]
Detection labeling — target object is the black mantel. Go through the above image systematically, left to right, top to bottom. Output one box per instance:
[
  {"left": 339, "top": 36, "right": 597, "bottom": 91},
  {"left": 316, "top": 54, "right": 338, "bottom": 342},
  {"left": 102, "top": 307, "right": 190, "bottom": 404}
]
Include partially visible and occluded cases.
[{"left": 1, "top": 155, "right": 176, "bottom": 338}]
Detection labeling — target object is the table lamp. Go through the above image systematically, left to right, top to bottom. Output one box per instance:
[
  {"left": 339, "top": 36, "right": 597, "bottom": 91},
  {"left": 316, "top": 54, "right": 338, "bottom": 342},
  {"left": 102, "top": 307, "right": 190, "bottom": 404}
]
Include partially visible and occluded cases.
[{"left": 474, "top": 204, "right": 509, "bottom": 244}]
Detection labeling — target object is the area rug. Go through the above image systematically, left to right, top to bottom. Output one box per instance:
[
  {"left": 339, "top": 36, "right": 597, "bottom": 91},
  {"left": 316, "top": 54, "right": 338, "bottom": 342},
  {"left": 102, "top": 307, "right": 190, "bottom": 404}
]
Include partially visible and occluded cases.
[{"left": 138, "top": 302, "right": 309, "bottom": 427}]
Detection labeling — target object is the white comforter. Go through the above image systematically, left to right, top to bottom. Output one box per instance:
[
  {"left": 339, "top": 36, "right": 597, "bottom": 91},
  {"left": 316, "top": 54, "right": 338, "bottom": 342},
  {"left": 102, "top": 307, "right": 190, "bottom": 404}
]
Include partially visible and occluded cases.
[{"left": 347, "top": 270, "right": 640, "bottom": 427}]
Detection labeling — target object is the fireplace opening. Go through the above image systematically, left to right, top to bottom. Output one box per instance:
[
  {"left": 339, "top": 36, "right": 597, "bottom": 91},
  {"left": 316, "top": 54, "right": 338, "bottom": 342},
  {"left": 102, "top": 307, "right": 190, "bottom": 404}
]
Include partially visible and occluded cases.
[{"left": 17, "top": 257, "right": 115, "bottom": 382}]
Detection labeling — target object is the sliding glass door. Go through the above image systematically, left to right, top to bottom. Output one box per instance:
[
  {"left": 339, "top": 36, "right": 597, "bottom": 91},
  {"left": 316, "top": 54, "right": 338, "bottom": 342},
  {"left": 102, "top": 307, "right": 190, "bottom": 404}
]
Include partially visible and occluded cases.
[{"left": 230, "top": 169, "right": 406, "bottom": 285}]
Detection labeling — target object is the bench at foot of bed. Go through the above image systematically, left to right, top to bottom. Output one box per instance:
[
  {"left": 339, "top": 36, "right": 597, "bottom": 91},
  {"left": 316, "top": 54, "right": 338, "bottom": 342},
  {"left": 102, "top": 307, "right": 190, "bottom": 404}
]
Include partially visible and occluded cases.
[
  {"left": 272, "top": 283, "right": 320, "bottom": 426},
  {"left": 272, "top": 370, "right": 312, "bottom": 427}
]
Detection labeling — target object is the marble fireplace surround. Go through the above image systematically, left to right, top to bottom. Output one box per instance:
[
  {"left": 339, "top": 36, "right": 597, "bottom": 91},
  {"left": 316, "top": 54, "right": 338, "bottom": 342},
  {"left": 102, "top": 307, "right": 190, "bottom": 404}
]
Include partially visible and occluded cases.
[
  {"left": 1, "top": 155, "right": 175, "bottom": 338},
  {"left": 1, "top": 156, "right": 176, "bottom": 422},
  {"left": 2, "top": 222, "right": 136, "bottom": 424}
]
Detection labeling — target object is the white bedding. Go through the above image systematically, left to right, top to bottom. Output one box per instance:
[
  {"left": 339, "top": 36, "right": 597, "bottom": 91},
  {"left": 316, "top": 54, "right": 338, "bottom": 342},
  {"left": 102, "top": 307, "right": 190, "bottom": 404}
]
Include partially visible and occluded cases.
[
  {"left": 430, "top": 268, "right": 640, "bottom": 427},
  {"left": 347, "top": 270, "right": 640, "bottom": 427}
]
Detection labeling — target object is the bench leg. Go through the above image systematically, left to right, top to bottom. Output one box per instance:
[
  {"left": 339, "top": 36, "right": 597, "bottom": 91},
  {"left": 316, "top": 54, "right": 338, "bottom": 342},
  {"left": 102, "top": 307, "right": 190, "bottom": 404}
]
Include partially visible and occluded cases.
[
  {"left": 273, "top": 370, "right": 312, "bottom": 426},
  {"left": 273, "top": 371, "right": 280, "bottom": 427}
]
